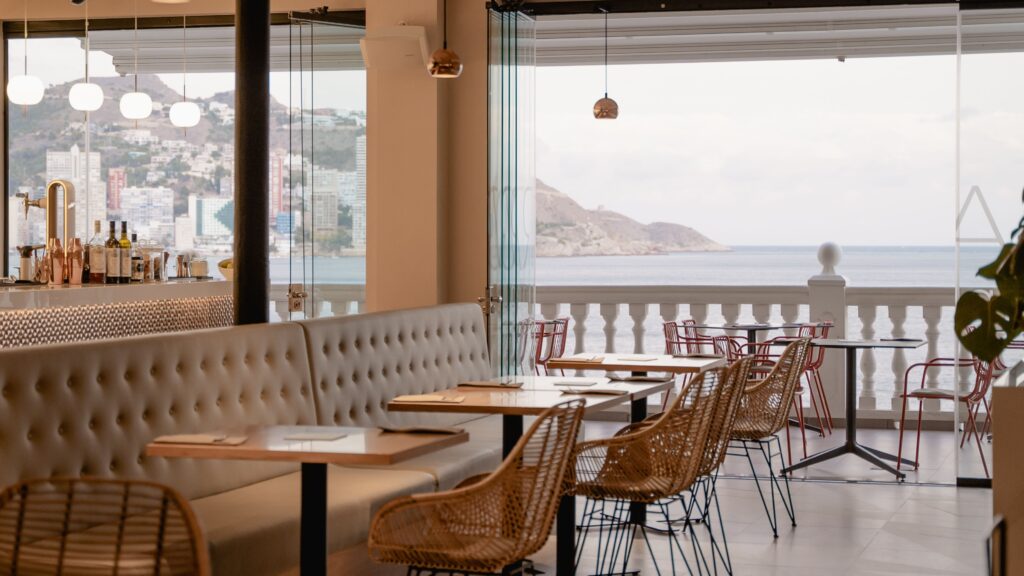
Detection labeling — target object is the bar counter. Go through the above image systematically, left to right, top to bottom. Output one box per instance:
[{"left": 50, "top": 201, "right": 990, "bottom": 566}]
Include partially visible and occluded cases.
[{"left": 0, "top": 279, "right": 231, "bottom": 310}]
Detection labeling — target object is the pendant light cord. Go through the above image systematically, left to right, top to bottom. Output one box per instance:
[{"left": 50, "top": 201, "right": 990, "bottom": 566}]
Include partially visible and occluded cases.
[
  {"left": 22, "top": 0, "right": 28, "bottom": 76},
  {"left": 133, "top": 0, "right": 138, "bottom": 91},
  {"left": 443, "top": 0, "right": 448, "bottom": 50},
  {"left": 84, "top": 1, "right": 90, "bottom": 83},
  {"left": 603, "top": 9, "right": 609, "bottom": 98},
  {"left": 182, "top": 16, "right": 187, "bottom": 101}
]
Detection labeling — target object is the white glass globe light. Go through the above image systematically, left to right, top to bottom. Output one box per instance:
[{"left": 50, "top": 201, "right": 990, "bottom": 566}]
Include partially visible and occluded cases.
[
  {"left": 7, "top": 75, "right": 44, "bottom": 105},
  {"left": 69, "top": 82, "right": 104, "bottom": 112},
  {"left": 120, "top": 91, "right": 153, "bottom": 120},
  {"left": 169, "top": 101, "right": 200, "bottom": 128}
]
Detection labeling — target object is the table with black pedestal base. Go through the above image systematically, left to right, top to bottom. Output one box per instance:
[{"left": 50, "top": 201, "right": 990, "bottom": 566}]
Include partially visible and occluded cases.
[
  {"left": 780, "top": 338, "right": 925, "bottom": 480},
  {"left": 389, "top": 377, "right": 675, "bottom": 576},
  {"left": 146, "top": 425, "right": 469, "bottom": 576}
]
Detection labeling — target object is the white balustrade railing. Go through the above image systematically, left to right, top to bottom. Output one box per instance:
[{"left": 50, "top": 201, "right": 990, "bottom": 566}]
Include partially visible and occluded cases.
[
  {"left": 269, "top": 284, "right": 365, "bottom": 322},
  {"left": 535, "top": 284, "right": 959, "bottom": 420}
]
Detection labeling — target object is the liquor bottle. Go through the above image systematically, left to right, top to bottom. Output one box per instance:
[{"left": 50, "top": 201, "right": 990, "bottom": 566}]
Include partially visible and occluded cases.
[
  {"left": 87, "top": 220, "right": 106, "bottom": 284},
  {"left": 105, "top": 221, "right": 120, "bottom": 284},
  {"left": 118, "top": 222, "right": 132, "bottom": 284},
  {"left": 130, "top": 233, "right": 144, "bottom": 283}
]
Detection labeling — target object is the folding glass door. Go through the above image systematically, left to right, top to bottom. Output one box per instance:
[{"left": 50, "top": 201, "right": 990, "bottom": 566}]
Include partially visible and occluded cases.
[
  {"left": 487, "top": 9, "right": 537, "bottom": 377},
  {"left": 282, "top": 15, "right": 367, "bottom": 321}
]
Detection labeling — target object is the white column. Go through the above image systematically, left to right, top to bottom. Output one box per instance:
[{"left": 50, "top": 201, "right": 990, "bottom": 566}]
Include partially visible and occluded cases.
[
  {"left": 808, "top": 242, "right": 847, "bottom": 421},
  {"left": 540, "top": 302, "right": 559, "bottom": 321},
  {"left": 570, "top": 303, "right": 589, "bottom": 377},
  {"left": 628, "top": 303, "right": 648, "bottom": 354},
  {"left": 689, "top": 303, "right": 709, "bottom": 326},
  {"left": 752, "top": 303, "right": 772, "bottom": 324},
  {"left": 858, "top": 305, "right": 877, "bottom": 410},
  {"left": 889, "top": 305, "right": 908, "bottom": 411}
]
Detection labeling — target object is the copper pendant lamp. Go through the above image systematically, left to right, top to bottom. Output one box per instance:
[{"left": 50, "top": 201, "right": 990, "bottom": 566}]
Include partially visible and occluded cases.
[
  {"left": 429, "top": 0, "right": 462, "bottom": 78},
  {"left": 593, "top": 8, "right": 618, "bottom": 120}
]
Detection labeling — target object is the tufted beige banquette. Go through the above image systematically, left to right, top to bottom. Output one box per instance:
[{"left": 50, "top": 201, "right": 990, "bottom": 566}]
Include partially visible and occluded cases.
[{"left": 0, "top": 303, "right": 501, "bottom": 575}]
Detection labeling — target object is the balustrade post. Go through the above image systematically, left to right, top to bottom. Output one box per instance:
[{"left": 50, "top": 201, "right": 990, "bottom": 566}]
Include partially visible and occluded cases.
[
  {"left": 808, "top": 242, "right": 847, "bottom": 423},
  {"left": 274, "top": 300, "right": 292, "bottom": 323},
  {"left": 328, "top": 300, "right": 353, "bottom": 317},
  {"left": 540, "top": 303, "right": 559, "bottom": 321},
  {"left": 570, "top": 303, "right": 589, "bottom": 377},
  {"left": 628, "top": 303, "right": 648, "bottom": 354},
  {"left": 659, "top": 303, "right": 679, "bottom": 354},
  {"left": 689, "top": 303, "right": 708, "bottom": 327},
  {"left": 721, "top": 303, "right": 740, "bottom": 343},
  {"left": 781, "top": 303, "right": 799, "bottom": 335},
  {"left": 600, "top": 304, "right": 619, "bottom": 354},
  {"left": 858, "top": 305, "right": 878, "bottom": 410},
  {"left": 889, "top": 305, "right": 908, "bottom": 412},
  {"left": 923, "top": 305, "right": 943, "bottom": 413}
]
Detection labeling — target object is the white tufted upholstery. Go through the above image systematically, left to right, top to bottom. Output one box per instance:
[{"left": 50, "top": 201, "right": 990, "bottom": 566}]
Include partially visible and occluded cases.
[
  {"left": 0, "top": 303, "right": 503, "bottom": 574},
  {"left": 299, "top": 303, "right": 493, "bottom": 428},
  {"left": 0, "top": 323, "right": 315, "bottom": 500}
]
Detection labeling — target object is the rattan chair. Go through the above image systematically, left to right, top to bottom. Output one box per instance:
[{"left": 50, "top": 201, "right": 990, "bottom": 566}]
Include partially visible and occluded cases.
[
  {"left": 728, "top": 338, "right": 811, "bottom": 538},
  {"left": 571, "top": 368, "right": 728, "bottom": 576},
  {"left": 367, "top": 400, "right": 586, "bottom": 575},
  {"left": 0, "top": 477, "right": 210, "bottom": 576}
]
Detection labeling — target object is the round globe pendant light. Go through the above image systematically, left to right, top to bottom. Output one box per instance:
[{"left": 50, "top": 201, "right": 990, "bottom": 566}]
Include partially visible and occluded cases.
[
  {"left": 7, "top": 0, "right": 44, "bottom": 106},
  {"left": 120, "top": 0, "right": 152, "bottom": 120},
  {"left": 428, "top": 0, "right": 462, "bottom": 79},
  {"left": 69, "top": 6, "right": 103, "bottom": 112},
  {"left": 593, "top": 9, "right": 618, "bottom": 120},
  {"left": 170, "top": 16, "right": 199, "bottom": 128}
]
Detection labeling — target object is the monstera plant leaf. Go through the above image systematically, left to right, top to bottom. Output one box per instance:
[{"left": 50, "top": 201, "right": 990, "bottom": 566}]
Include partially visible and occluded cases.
[{"left": 955, "top": 239, "right": 1024, "bottom": 363}]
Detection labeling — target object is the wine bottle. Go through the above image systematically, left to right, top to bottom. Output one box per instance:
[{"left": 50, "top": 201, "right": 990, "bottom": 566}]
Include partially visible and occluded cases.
[
  {"left": 87, "top": 220, "right": 106, "bottom": 284},
  {"left": 105, "top": 221, "right": 120, "bottom": 284},
  {"left": 118, "top": 222, "right": 131, "bottom": 285},
  {"left": 130, "top": 233, "right": 144, "bottom": 283}
]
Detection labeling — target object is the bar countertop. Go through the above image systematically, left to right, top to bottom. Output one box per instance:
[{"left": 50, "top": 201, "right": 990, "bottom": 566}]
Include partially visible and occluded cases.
[{"left": 0, "top": 279, "right": 231, "bottom": 310}]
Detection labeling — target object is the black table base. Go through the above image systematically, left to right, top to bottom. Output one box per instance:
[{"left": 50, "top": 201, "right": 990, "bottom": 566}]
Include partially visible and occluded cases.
[
  {"left": 782, "top": 348, "right": 911, "bottom": 480},
  {"left": 301, "top": 462, "right": 328, "bottom": 575}
]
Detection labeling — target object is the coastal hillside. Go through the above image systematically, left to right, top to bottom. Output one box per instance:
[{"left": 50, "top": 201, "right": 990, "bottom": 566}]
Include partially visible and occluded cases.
[{"left": 537, "top": 180, "right": 728, "bottom": 257}]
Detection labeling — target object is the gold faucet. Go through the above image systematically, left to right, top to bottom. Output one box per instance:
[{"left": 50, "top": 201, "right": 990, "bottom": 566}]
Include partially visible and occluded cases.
[{"left": 17, "top": 179, "right": 76, "bottom": 249}]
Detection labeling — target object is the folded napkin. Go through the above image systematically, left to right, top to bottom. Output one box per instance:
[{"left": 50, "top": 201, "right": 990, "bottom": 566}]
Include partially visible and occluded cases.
[
  {"left": 565, "top": 352, "right": 602, "bottom": 360},
  {"left": 673, "top": 353, "right": 724, "bottom": 360},
  {"left": 612, "top": 375, "right": 675, "bottom": 383},
  {"left": 459, "top": 380, "right": 524, "bottom": 389},
  {"left": 560, "top": 387, "right": 628, "bottom": 396},
  {"left": 391, "top": 394, "right": 466, "bottom": 404},
  {"left": 379, "top": 426, "right": 465, "bottom": 435},
  {"left": 283, "top": 432, "right": 347, "bottom": 442},
  {"left": 153, "top": 434, "right": 248, "bottom": 446}
]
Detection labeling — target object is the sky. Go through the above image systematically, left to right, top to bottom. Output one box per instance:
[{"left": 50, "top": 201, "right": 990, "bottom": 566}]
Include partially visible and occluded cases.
[
  {"left": 9, "top": 38, "right": 1023, "bottom": 247},
  {"left": 536, "top": 54, "right": 1024, "bottom": 247}
]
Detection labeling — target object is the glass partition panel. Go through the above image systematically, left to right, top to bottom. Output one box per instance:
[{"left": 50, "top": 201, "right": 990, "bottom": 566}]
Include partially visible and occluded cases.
[
  {"left": 955, "top": 7, "right": 1024, "bottom": 483},
  {"left": 488, "top": 9, "right": 537, "bottom": 376},
  {"left": 282, "top": 18, "right": 366, "bottom": 321}
]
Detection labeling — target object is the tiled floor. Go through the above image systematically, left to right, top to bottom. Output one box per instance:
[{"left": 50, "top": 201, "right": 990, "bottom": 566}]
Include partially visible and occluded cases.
[{"left": 526, "top": 421, "right": 993, "bottom": 575}]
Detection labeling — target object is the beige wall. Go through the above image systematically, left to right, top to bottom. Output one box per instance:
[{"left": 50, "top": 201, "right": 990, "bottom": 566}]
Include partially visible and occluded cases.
[{"left": 364, "top": 0, "right": 487, "bottom": 311}]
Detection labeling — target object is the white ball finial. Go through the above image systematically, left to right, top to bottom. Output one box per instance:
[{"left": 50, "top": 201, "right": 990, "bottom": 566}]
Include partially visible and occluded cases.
[{"left": 818, "top": 242, "right": 842, "bottom": 275}]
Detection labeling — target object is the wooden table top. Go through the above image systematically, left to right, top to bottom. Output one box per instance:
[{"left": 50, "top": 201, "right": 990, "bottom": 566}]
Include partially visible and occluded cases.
[
  {"left": 547, "top": 353, "right": 727, "bottom": 374},
  {"left": 508, "top": 376, "right": 673, "bottom": 400},
  {"left": 387, "top": 387, "right": 628, "bottom": 416},
  {"left": 145, "top": 425, "right": 468, "bottom": 466}
]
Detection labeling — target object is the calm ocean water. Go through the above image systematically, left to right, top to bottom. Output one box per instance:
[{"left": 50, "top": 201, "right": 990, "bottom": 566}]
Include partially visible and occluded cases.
[{"left": 269, "top": 245, "right": 1000, "bottom": 287}]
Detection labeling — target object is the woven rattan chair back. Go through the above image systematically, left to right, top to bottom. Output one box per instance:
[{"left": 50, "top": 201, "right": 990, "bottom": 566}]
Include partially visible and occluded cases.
[
  {"left": 732, "top": 338, "right": 811, "bottom": 440},
  {"left": 699, "top": 356, "right": 755, "bottom": 476},
  {"left": 572, "top": 368, "right": 725, "bottom": 503},
  {"left": 367, "top": 400, "right": 586, "bottom": 573},
  {"left": 0, "top": 477, "right": 210, "bottom": 576}
]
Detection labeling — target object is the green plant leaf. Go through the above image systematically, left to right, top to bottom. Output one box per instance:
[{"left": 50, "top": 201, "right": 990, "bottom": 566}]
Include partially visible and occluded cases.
[{"left": 954, "top": 290, "right": 1023, "bottom": 363}]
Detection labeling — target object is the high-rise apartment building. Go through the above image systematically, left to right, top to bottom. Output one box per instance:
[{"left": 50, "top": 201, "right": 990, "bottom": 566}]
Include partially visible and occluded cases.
[
  {"left": 354, "top": 135, "right": 367, "bottom": 250},
  {"left": 46, "top": 145, "right": 107, "bottom": 240},
  {"left": 269, "top": 153, "right": 285, "bottom": 217},
  {"left": 108, "top": 168, "right": 127, "bottom": 212},
  {"left": 119, "top": 186, "right": 174, "bottom": 243}
]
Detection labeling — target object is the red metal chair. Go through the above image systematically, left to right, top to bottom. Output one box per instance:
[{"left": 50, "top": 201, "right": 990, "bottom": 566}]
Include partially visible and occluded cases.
[
  {"left": 534, "top": 317, "right": 570, "bottom": 375},
  {"left": 897, "top": 357, "right": 995, "bottom": 477}
]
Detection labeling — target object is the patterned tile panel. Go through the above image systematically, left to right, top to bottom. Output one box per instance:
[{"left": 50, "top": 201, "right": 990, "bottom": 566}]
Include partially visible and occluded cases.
[{"left": 0, "top": 295, "right": 233, "bottom": 349}]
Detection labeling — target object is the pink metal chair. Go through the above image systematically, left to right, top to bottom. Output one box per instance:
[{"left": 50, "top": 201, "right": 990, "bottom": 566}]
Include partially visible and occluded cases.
[
  {"left": 534, "top": 317, "right": 570, "bottom": 375},
  {"left": 897, "top": 357, "right": 995, "bottom": 477}
]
